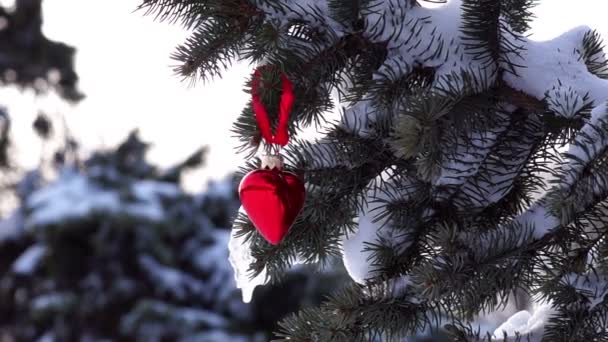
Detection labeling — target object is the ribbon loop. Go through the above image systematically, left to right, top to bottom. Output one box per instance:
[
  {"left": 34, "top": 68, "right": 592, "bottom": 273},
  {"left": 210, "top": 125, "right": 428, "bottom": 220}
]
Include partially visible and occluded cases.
[{"left": 251, "top": 67, "right": 294, "bottom": 147}]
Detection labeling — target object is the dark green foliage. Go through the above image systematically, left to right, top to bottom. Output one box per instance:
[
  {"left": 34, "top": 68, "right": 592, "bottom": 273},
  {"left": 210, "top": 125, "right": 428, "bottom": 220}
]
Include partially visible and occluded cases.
[
  {"left": 460, "top": 0, "right": 532, "bottom": 76},
  {"left": 582, "top": 30, "right": 608, "bottom": 79}
]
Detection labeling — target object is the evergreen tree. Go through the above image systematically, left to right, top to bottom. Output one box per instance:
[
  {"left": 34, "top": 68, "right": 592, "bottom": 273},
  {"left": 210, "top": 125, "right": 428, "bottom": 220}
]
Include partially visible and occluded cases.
[
  {"left": 0, "top": 0, "right": 82, "bottom": 102},
  {"left": 0, "top": 0, "right": 82, "bottom": 212},
  {"left": 142, "top": 0, "right": 608, "bottom": 340}
]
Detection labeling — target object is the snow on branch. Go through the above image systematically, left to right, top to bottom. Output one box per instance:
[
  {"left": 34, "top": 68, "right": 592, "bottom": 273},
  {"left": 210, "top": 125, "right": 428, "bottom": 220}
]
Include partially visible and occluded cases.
[
  {"left": 257, "top": 0, "right": 345, "bottom": 36},
  {"left": 366, "top": 0, "right": 494, "bottom": 89},
  {"left": 463, "top": 23, "right": 608, "bottom": 245},
  {"left": 504, "top": 26, "right": 608, "bottom": 105},
  {"left": 25, "top": 171, "right": 180, "bottom": 228},
  {"left": 342, "top": 171, "right": 417, "bottom": 284}
]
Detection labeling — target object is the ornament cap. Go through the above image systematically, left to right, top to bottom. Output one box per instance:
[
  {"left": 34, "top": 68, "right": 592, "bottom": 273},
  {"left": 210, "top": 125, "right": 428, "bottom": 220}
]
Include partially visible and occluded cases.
[{"left": 260, "top": 154, "right": 283, "bottom": 170}]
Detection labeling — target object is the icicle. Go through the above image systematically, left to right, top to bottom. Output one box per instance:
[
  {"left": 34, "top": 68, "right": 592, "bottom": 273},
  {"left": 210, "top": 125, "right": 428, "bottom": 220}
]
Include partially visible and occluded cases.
[{"left": 227, "top": 208, "right": 268, "bottom": 303}]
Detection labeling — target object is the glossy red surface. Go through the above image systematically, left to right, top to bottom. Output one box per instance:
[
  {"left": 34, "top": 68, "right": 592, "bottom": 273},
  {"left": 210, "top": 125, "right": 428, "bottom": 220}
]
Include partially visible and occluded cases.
[{"left": 239, "top": 169, "right": 305, "bottom": 245}]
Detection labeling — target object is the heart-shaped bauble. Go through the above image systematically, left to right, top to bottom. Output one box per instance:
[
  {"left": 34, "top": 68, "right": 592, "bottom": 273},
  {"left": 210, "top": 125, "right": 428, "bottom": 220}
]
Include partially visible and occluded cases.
[{"left": 239, "top": 169, "right": 305, "bottom": 245}]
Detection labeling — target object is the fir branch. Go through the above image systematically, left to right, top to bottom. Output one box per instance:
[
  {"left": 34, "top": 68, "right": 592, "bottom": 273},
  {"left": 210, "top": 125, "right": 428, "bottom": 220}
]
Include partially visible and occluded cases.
[
  {"left": 138, "top": 0, "right": 205, "bottom": 28},
  {"left": 139, "top": 0, "right": 263, "bottom": 29},
  {"left": 149, "top": 0, "right": 608, "bottom": 339},
  {"left": 327, "top": 0, "right": 371, "bottom": 30},
  {"left": 460, "top": 0, "right": 530, "bottom": 77},
  {"left": 460, "top": 0, "right": 501, "bottom": 72},
  {"left": 500, "top": 0, "right": 538, "bottom": 34},
  {"left": 171, "top": 17, "right": 251, "bottom": 83},
  {"left": 581, "top": 29, "right": 608, "bottom": 80},
  {"left": 236, "top": 127, "right": 398, "bottom": 280},
  {"left": 276, "top": 282, "right": 430, "bottom": 341}
]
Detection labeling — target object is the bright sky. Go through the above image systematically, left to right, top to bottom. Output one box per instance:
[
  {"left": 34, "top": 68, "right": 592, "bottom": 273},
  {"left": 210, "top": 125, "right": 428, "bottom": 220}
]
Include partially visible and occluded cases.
[{"left": 1, "top": 0, "right": 606, "bottom": 191}]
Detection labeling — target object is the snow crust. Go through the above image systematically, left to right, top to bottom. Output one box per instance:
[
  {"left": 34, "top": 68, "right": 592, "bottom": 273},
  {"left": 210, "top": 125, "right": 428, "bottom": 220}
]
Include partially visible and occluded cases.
[
  {"left": 366, "top": 0, "right": 492, "bottom": 88},
  {"left": 504, "top": 26, "right": 608, "bottom": 105},
  {"left": 503, "top": 27, "right": 608, "bottom": 241},
  {"left": 26, "top": 172, "right": 118, "bottom": 226},
  {"left": 342, "top": 173, "right": 414, "bottom": 284},
  {"left": 341, "top": 202, "right": 384, "bottom": 284},
  {"left": 515, "top": 204, "right": 561, "bottom": 240},
  {"left": 471, "top": 297, "right": 526, "bottom": 338},
  {"left": 492, "top": 303, "right": 554, "bottom": 341}
]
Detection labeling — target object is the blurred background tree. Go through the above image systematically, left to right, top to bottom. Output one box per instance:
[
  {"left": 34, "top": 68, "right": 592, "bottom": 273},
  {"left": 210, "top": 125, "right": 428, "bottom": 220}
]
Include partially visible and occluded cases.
[
  {"left": 0, "top": 0, "right": 83, "bottom": 102},
  {"left": 0, "top": 0, "right": 83, "bottom": 214},
  {"left": 0, "top": 129, "right": 343, "bottom": 341}
]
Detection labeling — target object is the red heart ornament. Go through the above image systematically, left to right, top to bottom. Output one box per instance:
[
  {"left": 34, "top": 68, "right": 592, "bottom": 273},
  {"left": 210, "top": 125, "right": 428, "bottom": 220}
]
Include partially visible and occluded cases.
[{"left": 239, "top": 169, "right": 305, "bottom": 245}]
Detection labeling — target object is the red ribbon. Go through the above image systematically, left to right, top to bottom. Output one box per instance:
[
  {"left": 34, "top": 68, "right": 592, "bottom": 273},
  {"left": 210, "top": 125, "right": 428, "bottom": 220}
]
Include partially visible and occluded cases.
[{"left": 251, "top": 67, "right": 294, "bottom": 146}]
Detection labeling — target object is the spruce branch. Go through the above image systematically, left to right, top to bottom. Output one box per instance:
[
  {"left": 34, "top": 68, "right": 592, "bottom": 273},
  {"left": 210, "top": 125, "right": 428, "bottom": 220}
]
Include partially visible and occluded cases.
[{"left": 147, "top": 0, "right": 608, "bottom": 338}]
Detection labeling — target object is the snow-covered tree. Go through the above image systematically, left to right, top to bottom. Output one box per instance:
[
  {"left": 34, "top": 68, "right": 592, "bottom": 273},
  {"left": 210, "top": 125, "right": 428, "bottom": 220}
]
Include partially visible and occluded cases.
[
  {"left": 0, "top": 0, "right": 82, "bottom": 215},
  {"left": 142, "top": 0, "right": 608, "bottom": 340},
  {"left": 0, "top": 131, "right": 343, "bottom": 341}
]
